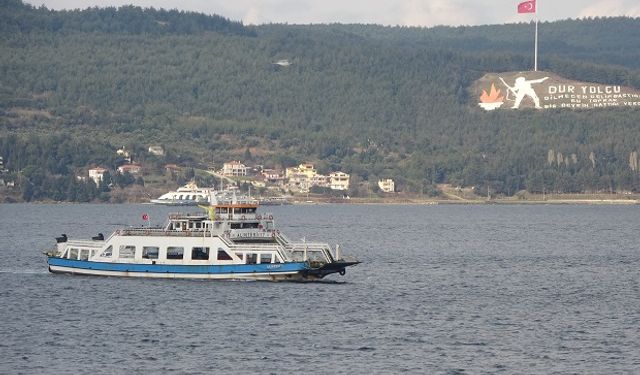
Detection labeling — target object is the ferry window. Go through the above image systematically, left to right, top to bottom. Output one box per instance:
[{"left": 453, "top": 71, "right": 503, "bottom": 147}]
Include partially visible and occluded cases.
[
  {"left": 230, "top": 222, "right": 259, "bottom": 229},
  {"left": 119, "top": 245, "right": 135, "bottom": 259},
  {"left": 101, "top": 246, "right": 113, "bottom": 257},
  {"left": 142, "top": 246, "right": 159, "bottom": 259},
  {"left": 167, "top": 247, "right": 184, "bottom": 260},
  {"left": 192, "top": 247, "right": 210, "bottom": 260},
  {"left": 69, "top": 248, "right": 79, "bottom": 260},
  {"left": 79, "top": 249, "right": 90, "bottom": 261},
  {"left": 217, "top": 249, "right": 233, "bottom": 261},
  {"left": 90, "top": 250, "right": 97, "bottom": 258},
  {"left": 235, "top": 253, "right": 244, "bottom": 260},
  {"left": 246, "top": 253, "right": 257, "bottom": 264},
  {"left": 260, "top": 254, "right": 272, "bottom": 264}
]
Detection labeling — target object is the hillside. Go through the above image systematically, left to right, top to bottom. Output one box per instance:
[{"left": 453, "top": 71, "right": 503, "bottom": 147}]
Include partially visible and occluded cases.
[{"left": 1, "top": 0, "right": 640, "bottom": 201}]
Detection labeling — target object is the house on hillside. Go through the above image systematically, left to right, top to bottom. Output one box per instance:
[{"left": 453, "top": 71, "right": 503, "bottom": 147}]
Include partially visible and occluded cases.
[
  {"left": 148, "top": 145, "right": 165, "bottom": 156},
  {"left": 116, "top": 147, "right": 132, "bottom": 162},
  {"left": 222, "top": 161, "right": 247, "bottom": 177},
  {"left": 117, "top": 163, "right": 142, "bottom": 175},
  {"left": 164, "top": 163, "right": 181, "bottom": 173},
  {"left": 286, "top": 163, "right": 316, "bottom": 179},
  {"left": 88, "top": 167, "right": 108, "bottom": 185},
  {"left": 262, "top": 169, "right": 284, "bottom": 184},
  {"left": 329, "top": 172, "right": 350, "bottom": 191},
  {"left": 287, "top": 173, "right": 311, "bottom": 193},
  {"left": 311, "top": 174, "right": 330, "bottom": 188},
  {"left": 378, "top": 178, "right": 395, "bottom": 193}
]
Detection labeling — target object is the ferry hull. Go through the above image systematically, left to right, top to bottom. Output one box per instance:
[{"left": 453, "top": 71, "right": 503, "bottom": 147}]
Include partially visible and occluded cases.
[{"left": 47, "top": 257, "right": 327, "bottom": 281}]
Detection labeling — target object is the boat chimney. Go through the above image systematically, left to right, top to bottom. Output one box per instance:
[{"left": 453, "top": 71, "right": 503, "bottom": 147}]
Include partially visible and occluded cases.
[{"left": 335, "top": 244, "right": 342, "bottom": 260}]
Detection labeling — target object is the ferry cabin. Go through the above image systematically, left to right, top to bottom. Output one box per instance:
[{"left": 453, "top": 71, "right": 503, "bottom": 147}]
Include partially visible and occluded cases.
[{"left": 57, "top": 233, "right": 287, "bottom": 266}]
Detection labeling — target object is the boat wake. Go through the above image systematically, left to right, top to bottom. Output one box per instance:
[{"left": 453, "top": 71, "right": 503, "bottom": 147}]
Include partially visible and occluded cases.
[{"left": 0, "top": 268, "right": 48, "bottom": 275}]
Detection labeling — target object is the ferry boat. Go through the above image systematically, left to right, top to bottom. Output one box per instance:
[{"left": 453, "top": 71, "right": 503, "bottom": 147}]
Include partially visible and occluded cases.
[
  {"left": 150, "top": 182, "right": 213, "bottom": 206},
  {"left": 45, "top": 193, "right": 359, "bottom": 281}
]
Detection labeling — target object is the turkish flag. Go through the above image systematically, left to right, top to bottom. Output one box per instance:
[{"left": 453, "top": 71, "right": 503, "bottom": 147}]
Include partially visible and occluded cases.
[{"left": 518, "top": 0, "right": 536, "bottom": 13}]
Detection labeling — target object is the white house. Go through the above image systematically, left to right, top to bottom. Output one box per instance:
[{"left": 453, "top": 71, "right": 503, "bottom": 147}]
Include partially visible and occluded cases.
[
  {"left": 148, "top": 146, "right": 165, "bottom": 156},
  {"left": 116, "top": 147, "right": 131, "bottom": 162},
  {"left": 222, "top": 161, "right": 247, "bottom": 177},
  {"left": 117, "top": 163, "right": 142, "bottom": 175},
  {"left": 286, "top": 163, "right": 316, "bottom": 179},
  {"left": 88, "top": 167, "right": 108, "bottom": 185},
  {"left": 262, "top": 169, "right": 284, "bottom": 183},
  {"left": 329, "top": 172, "right": 350, "bottom": 191},
  {"left": 287, "top": 173, "right": 311, "bottom": 193},
  {"left": 311, "top": 174, "right": 330, "bottom": 188},
  {"left": 378, "top": 178, "right": 395, "bottom": 193}
]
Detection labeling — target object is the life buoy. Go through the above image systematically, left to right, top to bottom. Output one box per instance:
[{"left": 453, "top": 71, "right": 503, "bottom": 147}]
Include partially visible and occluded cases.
[
  {"left": 241, "top": 215, "right": 246, "bottom": 220},
  {"left": 268, "top": 215, "right": 273, "bottom": 220},
  {"left": 271, "top": 231, "right": 276, "bottom": 237},
  {"left": 339, "top": 269, "right": 346, "bottom": 276}
]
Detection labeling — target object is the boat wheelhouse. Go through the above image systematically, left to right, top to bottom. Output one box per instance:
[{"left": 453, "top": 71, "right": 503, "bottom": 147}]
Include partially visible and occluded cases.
[{"left": 46, "top": 193, "right": 359, "bottom": 281}]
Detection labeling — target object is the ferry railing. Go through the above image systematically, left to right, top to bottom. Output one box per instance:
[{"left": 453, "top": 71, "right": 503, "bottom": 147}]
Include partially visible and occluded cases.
[
  {"left": 116, "top": 227, "right": 319, "bottom": 263},
  {"left": 117, "top": 228, "right": 211, "bottom": 237},
  {"left": 274, "top": 232, "right": 291, "bottom": 247},
  {"left": 217, "top": 233, "right": 292, "bottom": 262},
  {"left": 66, "top": 239, "right": 104, "bottom": 249}
]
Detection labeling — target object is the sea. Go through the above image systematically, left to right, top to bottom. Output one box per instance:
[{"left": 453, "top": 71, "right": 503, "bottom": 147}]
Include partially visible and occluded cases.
[{"left": 0, "top": 203, "right": 639, "bottom": 374}]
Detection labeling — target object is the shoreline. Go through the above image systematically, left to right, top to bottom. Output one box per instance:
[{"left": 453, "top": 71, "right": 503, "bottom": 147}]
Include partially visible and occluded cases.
[
  {"left": 3, "top": 193, "right": 639, "bottom": 206},
  {"left": 290, "top": 198, "right": 640, "bottom": 205}
]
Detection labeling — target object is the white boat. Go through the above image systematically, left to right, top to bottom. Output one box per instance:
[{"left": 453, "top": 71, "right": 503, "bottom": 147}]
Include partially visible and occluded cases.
[
  {"left": 150, "top": 182, "right": 213, "bottom": 206},
  {"left": 46, "top": 193, "right": 359, "bottom": 281}
]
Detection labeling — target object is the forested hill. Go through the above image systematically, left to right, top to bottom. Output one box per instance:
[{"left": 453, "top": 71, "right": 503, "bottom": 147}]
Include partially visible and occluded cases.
[
  {"left": 0, "top": 0, "right": 255, "bottom": 36},
  {"left": 1, "top": 0, "right": 640, "bottom": 201}
]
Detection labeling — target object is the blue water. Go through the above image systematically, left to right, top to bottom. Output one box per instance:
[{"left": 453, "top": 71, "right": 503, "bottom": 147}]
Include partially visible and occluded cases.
[{"left": 1, "top": 203, "right": 639, "bottom": 374}]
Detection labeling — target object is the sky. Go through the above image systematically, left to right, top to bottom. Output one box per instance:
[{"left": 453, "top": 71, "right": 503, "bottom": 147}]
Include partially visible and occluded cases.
[{"left": 24, "top": 0, "right": 640, "bottom": 27}]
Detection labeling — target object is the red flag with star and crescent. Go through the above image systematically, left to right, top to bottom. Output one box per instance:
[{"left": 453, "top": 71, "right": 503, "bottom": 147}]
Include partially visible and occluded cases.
[{"left": 518, "top": 0, "right": 536, "bottom": 13}]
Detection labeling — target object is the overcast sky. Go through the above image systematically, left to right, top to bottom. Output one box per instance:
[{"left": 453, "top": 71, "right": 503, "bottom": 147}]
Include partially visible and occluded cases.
[{"left": 25, "top": 0, "right": 640, "bottom": 27}]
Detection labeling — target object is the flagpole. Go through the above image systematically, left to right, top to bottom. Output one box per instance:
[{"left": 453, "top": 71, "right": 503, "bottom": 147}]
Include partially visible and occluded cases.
[{"left": 534, "top": 17, "right": 538, "bottom": 71}]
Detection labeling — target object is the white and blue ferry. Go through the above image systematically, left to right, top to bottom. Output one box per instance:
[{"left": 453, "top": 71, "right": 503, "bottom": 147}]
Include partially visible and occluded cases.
[{"left": 46, "top": 193, "right": 359, "bottom": 281}]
